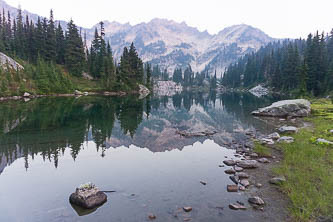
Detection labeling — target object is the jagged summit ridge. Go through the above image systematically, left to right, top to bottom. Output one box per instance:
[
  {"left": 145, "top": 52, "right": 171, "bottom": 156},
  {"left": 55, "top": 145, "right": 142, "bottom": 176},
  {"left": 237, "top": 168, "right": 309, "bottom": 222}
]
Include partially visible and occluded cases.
[{"left": 0, "top": 0, "right": 274, "bottom": 76}]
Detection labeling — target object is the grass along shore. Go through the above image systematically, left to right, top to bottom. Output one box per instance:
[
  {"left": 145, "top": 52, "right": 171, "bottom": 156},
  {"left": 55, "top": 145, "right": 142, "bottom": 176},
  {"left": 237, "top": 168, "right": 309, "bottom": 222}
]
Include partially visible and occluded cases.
[{"left": 255, "top": 99, "right": 333, "bottom": 221}]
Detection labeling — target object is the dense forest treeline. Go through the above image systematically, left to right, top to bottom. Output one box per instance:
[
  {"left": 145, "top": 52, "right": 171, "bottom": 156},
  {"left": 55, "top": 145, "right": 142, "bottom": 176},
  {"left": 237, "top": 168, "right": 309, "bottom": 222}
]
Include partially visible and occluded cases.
[
  {"left": 0, "top": 8, "right": 150, "bottom": 96},
  {"left": 222, "top": 30, "right": 333, "bottom": 96},
  {"left": 151, "top": 64, "right": 217, "bottom": 90}
]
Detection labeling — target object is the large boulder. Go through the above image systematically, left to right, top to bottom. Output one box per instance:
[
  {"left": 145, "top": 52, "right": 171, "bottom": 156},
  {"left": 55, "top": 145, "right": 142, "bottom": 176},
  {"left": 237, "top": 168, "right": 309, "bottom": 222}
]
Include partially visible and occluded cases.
[
  {"left": 0, "top": 52, "right": 24, "bottom": 71},
  {"left": 138, "top": 84, "right": 150, "bottom": 99},
  {"left": 249, "top": 85, "right": 269, "bottom": 97},
  {"left": 74, "top": 90, "right": 83, "bottom": 95},
  {"left": 23, "top": 92, "right": 31, "bottom": 97},
  {"left": 252, "top": 99, "right": 311, "bottom": 117},
  {"left": 223, "top": 160, "right": 237, "bottom": 166},
  {"left": 237, "top": 160, "right": 259, "bottom": 169},
  {"left": 69, "top": 183, "right": 107, "bottom": 209}
]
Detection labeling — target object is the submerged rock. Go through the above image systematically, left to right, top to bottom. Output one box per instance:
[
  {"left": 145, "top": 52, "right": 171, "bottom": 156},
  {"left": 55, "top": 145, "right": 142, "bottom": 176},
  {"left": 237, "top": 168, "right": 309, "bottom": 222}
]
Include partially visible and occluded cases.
[
  {"left": 252, "top": 99, "right": 311, "bottom": 117},
  {"left": 278, "top": 126, "right": 298, "bottom": 134},
  {"left": 176, "top": 130, "right": 217, "bottom": 137},
  {"left": 277, "top": 136, "right": 294, "bottom": 143},
  {"left": 223, "top": 160, "right": 236, "bottom": 166},
  {"left": 237, "top": 160, "right": 259, "bottom": 169},
  {"left": 225, "top": 168, "right": 236, "bottom": 174},
  {"left": 237, "top": 172, "right": 249, "bottom": 179},
  {"left": 229, "top": 176, "right": 239, "bottom": 184},
  {"left": 200, "top": 181, "right": 207, "bottom": 185},
  {"left": 69, "top": 183, "right": 107, "bottom": 209},
  {"left": 227, "top": 185, "right": 238, "bottom": 192},
  {"left": 248, "top": 196, "right": 265, "bottom": 205},
  {"left": 229, "top": 203, "right": 247, "bottom": 210},
  {"left": 148, "top": 214, "right": 157, "bottom": 220}
]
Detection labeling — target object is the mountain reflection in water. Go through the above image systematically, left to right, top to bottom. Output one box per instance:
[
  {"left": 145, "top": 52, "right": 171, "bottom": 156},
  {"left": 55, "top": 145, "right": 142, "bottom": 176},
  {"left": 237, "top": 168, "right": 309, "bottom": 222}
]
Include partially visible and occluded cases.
[{"left": 0, "top": 91, "right": 280, "bottom": 172}]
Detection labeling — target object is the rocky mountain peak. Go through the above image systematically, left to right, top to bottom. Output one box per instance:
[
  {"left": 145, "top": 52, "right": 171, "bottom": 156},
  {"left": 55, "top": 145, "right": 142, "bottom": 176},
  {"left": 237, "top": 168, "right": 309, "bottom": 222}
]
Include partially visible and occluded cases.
[{"left": 0, "top": 0, "right": 275, "bottom": 76}]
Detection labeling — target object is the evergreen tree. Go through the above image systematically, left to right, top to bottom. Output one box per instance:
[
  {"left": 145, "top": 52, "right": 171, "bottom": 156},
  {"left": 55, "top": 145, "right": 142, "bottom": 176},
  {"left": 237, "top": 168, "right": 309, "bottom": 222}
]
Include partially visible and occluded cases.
[
  {"left": 15, "top": 7, "right": 25, "bottom": 58},
  {"left": 0, "top": 9, "right": 147, "bottom": 93},
  {"left": 45, "top": 10, "right": 56, "bottom": 62},
  {"left": 35, "top": 17, "right": 46, "bottom": 58},
  {"left": 64, "top": 19, "right": 85, "bottom": 76},
  {"left": 55, "top": 23, "right": 65, "bottom": 64},
  {"left": 222, "top": 30, "right": 333, "bottom": 96},
  {"left": 103, "top": 41, "right": 115, "bottom": 90},
  {"left": 128, "top": 42, "right": 144, "bottom": 83},
  {"left": 298, "top": 61, "right": 308, "bottom": 96},
  {"left": 145, "top": 63, "right": 152, "bottom": 87},
  {"left": 183, "top": 65, "right": 193, "bottom": 86},
  {"left": 162, "top": 68, "right": 168, "bottom": 81},
  {"left": 173, "top": 68, "right": 183, "bottom": 83},
  {"left": 210, "top": 70, "right": 217, "bottom": 90}
]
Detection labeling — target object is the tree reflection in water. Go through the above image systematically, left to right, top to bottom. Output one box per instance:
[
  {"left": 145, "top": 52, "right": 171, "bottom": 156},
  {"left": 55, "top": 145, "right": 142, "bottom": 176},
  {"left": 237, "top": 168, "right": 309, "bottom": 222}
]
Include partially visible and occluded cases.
[{"left": 0, "top": 91, "right": 282, "bottom": 172}]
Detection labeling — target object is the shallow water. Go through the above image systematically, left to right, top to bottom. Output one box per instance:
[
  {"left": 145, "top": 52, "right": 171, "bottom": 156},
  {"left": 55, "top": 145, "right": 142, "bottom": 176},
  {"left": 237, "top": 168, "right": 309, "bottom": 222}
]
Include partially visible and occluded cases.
[{"left": 0, "top": 92, "right": 281, "bottom": 222}]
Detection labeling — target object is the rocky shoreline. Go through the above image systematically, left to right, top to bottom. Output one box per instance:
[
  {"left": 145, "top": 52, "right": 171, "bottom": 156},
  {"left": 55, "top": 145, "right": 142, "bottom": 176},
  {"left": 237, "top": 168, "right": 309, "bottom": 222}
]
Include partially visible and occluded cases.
[
  {"left": 0, "top": 85, "right": 151, "bottom": 102},
  {"left": 0, "top": 91, "right": 127, "bottom": 102},
  {"left": 217, "top": 99, "right": 317, "bottom": 220},
  {"left": 220, "top": 126, "right": 291, "bottom": 220}
]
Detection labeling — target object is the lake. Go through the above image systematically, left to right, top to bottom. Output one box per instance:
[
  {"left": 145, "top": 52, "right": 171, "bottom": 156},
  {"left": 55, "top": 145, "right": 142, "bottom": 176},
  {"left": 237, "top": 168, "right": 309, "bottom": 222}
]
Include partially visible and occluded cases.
[{"left": 0, "top": 91, "right": 281, "bottom": 222}]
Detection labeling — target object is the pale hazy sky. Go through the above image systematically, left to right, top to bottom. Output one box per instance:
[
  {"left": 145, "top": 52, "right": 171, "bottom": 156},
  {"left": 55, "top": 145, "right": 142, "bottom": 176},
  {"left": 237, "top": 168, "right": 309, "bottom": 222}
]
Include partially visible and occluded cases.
[{"left": 4, "top": 0, "right": 333, "bottom": 38}]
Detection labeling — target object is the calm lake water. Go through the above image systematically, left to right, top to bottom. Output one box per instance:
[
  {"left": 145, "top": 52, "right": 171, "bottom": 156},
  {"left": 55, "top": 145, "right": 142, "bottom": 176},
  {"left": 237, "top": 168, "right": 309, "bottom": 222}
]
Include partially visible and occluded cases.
[{"left": 0, "top": 92, "right": 281, "bottom": 222}]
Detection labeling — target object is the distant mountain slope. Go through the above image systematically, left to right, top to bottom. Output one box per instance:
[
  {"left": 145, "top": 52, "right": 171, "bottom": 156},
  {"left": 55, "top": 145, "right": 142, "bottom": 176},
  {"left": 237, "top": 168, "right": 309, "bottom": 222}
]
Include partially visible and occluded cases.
[
  {"left": 0, "top": 0, "right": 274, "bottom": 76},
  {"left": 85, "top": 21, "right": 274, "bottom": 76}
]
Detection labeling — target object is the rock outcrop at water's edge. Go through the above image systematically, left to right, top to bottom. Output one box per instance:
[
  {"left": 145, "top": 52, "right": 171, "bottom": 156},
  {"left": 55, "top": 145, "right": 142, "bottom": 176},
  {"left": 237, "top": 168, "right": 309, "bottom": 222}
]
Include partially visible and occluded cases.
[
  {"left": 0, "top": 52, "right": 24, "bottom": 71},
  {"left": 138, "top": 84, "right": 150, "bottom": 99},
  {"left": 249, "top": 85, "right": 269, "bottom": 97},
  {"left": 0, "top": 86, "right": 149, "bottom": 102},
  {"left": 252, "top": 99, "right": 311, "bottom": 117},
  {"left": 69, "top": 183, "right": 107, "bottom": 209}
]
